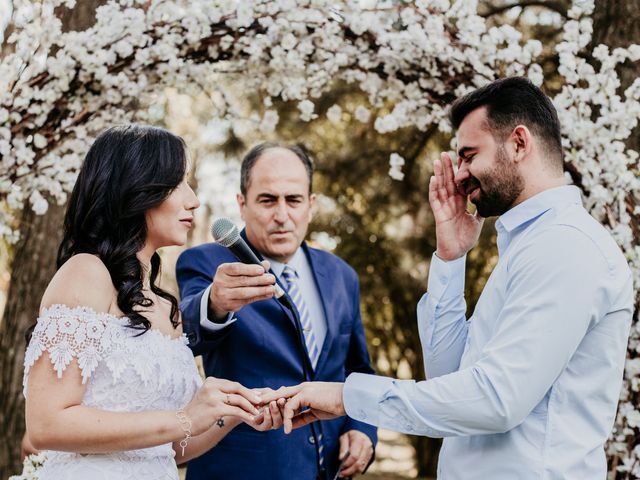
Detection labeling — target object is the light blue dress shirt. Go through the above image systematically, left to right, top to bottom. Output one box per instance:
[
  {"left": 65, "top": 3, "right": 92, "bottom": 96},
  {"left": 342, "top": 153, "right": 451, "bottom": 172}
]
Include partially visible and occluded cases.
[
  {"left": 343, "top": 186, "right": 633, "bottom": 479},
  {"left": 199, "top": 248, "right": 328, "bottom": 351}
]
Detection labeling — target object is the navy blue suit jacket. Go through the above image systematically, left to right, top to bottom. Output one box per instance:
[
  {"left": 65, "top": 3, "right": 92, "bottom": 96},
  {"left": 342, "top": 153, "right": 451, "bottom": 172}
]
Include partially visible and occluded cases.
[{"left": 177, "top": 238, "right": 377, "bottom": 480}]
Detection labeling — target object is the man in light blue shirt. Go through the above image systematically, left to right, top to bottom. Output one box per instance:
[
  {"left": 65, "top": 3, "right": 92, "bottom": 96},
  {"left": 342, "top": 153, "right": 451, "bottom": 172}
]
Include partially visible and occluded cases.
[{"left": 263, "top": 77, "right": 634, "bottom": 479}]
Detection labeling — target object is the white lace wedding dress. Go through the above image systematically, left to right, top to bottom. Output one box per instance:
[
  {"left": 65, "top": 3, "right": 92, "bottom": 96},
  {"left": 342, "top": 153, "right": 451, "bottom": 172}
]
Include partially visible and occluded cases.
[{"left": 23, "top": 304, "right": 202, "bottom": 480}]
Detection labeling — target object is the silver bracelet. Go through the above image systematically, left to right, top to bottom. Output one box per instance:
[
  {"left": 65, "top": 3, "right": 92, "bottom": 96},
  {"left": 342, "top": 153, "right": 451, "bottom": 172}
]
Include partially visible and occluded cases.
[{"left": 176, "top": 409, "right": 192, "bottom": 457}]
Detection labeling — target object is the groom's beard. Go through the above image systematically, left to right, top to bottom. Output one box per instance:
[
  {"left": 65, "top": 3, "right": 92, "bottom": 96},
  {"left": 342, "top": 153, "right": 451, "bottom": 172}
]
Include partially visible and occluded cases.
[{"left": 464, "top": 146, "right": 524, "bottom": 218}]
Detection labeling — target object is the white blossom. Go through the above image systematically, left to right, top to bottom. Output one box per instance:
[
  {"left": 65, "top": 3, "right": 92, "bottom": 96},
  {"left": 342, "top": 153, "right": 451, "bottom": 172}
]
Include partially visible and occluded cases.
[
  {"left": 527, "top": 64, "right": 544, "bottom": 86},
  {"left": 297, "top": 99, "right": 316, "bottom": 122},
  {"left": 326, "top": 104, "right": 342, "bottom": 124},
  {"left": 354, "top": 105, "right": 371, "bottom": 123},
  {"left": 259, "top": 109, "right": 279, "bottom": 134},
  {"left": 32, "top": 133, "right": 47, "bottom": 149},
  {"left": 388, "top": 153, "right": 405, "bottom": 181},
  {"left": 29, "top": 188, "right": 48, "bottom": 215},
  {"left": 627, "top": 410, "right": 640, "bottom": 429},
  {"left": 8, "top": 451, "right": 47, "bottom": 479}
]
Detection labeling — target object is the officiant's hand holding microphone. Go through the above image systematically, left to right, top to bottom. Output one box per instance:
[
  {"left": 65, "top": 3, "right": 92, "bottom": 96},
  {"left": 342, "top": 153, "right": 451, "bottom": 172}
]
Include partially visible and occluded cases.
[
  {"left": 207, "top": 218, "right": 293, "bottom": 321},
  {"left": 207, "top": 260, "right": 276, "bottom": 319}
]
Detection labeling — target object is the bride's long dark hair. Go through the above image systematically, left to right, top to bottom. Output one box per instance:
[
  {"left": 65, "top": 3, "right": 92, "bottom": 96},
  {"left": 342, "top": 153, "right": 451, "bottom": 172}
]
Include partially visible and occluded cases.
[{"left": 57, "top": 124, "right": 187, "bottom": 332}]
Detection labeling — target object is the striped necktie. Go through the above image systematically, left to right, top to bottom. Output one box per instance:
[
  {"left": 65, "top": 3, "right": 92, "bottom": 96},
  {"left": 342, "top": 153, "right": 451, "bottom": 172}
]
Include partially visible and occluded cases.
[
  {"left": 281, "top": 265, "right": 320, "bottom": 369},
  {"left": 282, "top": 265, "right": 325, "bottom": 472}
]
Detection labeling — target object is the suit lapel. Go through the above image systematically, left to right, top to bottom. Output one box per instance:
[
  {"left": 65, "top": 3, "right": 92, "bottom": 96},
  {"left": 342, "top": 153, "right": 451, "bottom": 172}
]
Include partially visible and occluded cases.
[{"left": 303, "top": 244, "right": 336, "bottom": 377}]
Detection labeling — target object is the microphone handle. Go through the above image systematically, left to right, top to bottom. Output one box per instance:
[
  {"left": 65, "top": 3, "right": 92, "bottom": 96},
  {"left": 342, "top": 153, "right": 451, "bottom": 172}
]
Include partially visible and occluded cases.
[{"left": 227, "top": 237, "right": 262, "bottom": 265}]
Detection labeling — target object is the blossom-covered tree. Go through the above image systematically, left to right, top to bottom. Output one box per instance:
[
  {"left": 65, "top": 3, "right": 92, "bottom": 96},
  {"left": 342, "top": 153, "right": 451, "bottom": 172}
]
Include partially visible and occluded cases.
[{"left": 0, "top": 0, "right": 638, "bottom": 477}]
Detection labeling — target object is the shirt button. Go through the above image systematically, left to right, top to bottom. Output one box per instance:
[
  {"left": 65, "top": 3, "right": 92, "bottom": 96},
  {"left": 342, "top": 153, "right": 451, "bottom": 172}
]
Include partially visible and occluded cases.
[
  {"left": 439, "top": 275, "right": 447, "bottom": 284},
  {"left": 357, "top": 409, "right": 367, "bottom": 419},
  {"left": 405, "top": 423, "right": 413, "bottom": 431},
  {"left": 308, "top": 436, "right": 315, "bottom": 444}
]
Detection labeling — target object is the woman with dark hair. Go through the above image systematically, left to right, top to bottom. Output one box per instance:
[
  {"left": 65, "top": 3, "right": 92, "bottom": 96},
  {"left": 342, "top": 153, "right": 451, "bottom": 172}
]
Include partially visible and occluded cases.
[{"left": 21, "top": 125, "right": 281, "bottom": 479}]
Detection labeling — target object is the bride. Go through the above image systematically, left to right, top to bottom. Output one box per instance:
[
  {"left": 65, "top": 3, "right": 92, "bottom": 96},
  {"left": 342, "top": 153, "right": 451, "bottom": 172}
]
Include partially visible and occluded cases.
[{"left": 22, "top": 125, "right": 281, "bottom": 479}]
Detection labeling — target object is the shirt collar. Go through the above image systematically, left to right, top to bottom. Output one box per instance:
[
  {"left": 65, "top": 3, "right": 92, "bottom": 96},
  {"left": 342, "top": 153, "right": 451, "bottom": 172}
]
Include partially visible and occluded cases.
[
  {"left": 496, "top": 185, "right": 582, "bottom": 233},
  {"left": 264, "top": 247, "right": 305, "bottom": 279}
]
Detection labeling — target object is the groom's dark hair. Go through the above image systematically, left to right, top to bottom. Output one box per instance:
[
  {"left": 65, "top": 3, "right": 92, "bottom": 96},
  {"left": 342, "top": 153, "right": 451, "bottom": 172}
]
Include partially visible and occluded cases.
[{"left": 449, "top": 77, "right": 563, "bottom": 172}]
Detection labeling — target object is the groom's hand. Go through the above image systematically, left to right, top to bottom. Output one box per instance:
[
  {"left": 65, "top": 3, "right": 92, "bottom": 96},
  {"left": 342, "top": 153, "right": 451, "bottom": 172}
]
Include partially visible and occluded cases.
[
  {"left": 429, "top": 152, "right": 484, "bottom": 261},
  {"left": 261, "top": 382, "right": 346, "bottom": 433},
  {"left": 248, "top": 388, "right": 286, "bottom": 432}
]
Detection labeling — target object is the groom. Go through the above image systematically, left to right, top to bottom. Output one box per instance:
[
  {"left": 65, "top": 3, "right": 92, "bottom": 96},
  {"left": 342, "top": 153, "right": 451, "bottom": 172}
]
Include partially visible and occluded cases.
[{"left": 263, "top": 77, "right": 633, "bottom": 479}]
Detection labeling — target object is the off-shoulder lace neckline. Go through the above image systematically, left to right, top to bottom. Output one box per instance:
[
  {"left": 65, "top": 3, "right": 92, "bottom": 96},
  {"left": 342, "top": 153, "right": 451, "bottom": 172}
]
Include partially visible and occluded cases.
[{"left": 40, "top": 303, "right": 185, "bottom": 342}]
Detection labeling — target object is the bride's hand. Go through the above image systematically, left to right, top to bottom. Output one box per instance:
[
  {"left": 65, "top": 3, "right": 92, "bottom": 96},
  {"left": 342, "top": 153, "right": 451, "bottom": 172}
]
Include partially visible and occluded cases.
[
  {"left": 184, "top": 377, "right": 262, "bottom": 436},
  {"left": 248, "top": 388, "right": 285, "bottom": 432}
]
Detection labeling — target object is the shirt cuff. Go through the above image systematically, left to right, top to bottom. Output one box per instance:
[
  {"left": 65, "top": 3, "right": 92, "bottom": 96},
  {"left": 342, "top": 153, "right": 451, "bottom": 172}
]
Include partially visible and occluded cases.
[
  {"left": 426, "top": 253, "right": 466, "bottom": 301},
  {"left": 199, "top": 285, "right": 237, "bottom": 332},
  {"left": 344, "top": 372, "right": 394, "bottom": 427},
  {"left": 344, "top": 373, "right": 448, "bottom": 437}
]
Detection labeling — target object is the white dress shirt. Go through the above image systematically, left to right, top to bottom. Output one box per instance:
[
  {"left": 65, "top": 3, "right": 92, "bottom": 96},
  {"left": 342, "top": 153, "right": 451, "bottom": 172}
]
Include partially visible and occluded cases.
[{"left": 343, "top": 186, "right": 633, "bottom": 479}]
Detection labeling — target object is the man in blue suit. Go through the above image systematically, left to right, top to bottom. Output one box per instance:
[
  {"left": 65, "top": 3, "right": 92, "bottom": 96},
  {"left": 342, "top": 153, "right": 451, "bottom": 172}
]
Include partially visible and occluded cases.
[{"left": 177, "top": 143, "right": 377, "bottom": 479}]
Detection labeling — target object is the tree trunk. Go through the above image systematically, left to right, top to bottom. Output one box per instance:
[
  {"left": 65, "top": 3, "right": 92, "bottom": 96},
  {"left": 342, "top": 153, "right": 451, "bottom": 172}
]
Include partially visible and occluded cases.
[
  {"left": 591, "top": 0, "right": 640, "bottom": 152},
  {"left": 591, "top": 0, "right": 640, "bottom": 102},
  {"left": 591, "top": 1, "right": 640, "bottom": 303},
  {"left": 0, "top": 2, "right": 105, "bottom": 477},
  {"left": 591, "top": 2, "right": 640, "bottom": 479},
  {"left": 0, "top": 204, "right": 66, "bottom": 478},
  {"left": 410, "top": 436, "right": 441, "bottom": 478}
]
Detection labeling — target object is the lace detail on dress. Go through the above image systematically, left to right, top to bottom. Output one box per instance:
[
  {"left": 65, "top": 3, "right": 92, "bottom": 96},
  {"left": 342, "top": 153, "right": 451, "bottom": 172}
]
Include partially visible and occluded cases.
[
  {"left": 22, "top": 304, "right": 203, "bottom": 480},
  {"left": 23, "top": 304, "right": 200, "bottom": 394},
  {"left": 24, "top": 304, "right": 123, "bottom": 384}
]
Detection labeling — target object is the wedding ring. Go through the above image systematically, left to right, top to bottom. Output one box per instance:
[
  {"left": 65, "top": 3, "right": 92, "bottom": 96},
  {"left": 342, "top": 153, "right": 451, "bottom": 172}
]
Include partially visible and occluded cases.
[{"left": 226, "top": 394, "right": 230, "bottom": 404}]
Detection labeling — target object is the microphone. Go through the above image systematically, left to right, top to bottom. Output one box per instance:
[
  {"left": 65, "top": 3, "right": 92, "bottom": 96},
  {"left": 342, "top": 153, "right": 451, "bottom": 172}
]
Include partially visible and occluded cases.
[{"left": 211, "top": 217, "right": 288, "bottom": 303}]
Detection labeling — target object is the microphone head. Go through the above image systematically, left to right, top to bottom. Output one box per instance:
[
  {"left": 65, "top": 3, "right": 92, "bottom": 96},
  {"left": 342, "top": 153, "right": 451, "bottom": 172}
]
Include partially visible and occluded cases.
[{"left": 211, "top": 217, "right": 240, "bottom": 247}]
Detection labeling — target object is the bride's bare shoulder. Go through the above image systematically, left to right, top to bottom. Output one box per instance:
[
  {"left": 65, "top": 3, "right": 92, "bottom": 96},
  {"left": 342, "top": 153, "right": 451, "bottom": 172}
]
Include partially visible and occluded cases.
[{"left": 40, "top": 254, "right": 115, "bottom": 314}]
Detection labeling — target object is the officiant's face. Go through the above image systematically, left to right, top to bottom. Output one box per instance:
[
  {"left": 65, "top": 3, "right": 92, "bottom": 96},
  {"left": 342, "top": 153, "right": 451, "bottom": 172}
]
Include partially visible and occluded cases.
[{"left": 238, "top": 148, "right": 315, "bottom": 263}]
